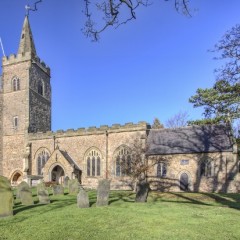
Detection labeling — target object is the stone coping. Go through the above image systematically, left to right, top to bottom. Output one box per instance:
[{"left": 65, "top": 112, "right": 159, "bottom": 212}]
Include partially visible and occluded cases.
[{"left": 28, "top": 121, "right": 150, "bottom": 140}]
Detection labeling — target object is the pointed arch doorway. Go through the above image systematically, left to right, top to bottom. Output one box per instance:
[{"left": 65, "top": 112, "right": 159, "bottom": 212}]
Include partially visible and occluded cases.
[
  {"left": 51, "top": 165, "right": 65, "bottom": 184},
  {"left": 11, "top": 171, "right": 23, "bottom": 186},
  {"left": 180, "top": 172, "right": 189, "bottom": 191}
]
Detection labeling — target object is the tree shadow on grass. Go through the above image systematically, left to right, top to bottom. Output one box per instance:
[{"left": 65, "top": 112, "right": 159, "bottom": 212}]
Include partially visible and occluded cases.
[
  {"left": 108, "top": 191, "right": 135, "bottom": 205},
  {"left": 150, "top": 192, "right": 240, "bottom": 210},
  {"left": 202, "top": 193, "right": 240, "bottom": 210},
  {"left": 13, "top": 197, "right": 77, "bottom": 216}
]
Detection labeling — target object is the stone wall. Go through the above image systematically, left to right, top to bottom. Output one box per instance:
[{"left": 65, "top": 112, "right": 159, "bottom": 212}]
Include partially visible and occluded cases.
[
  {"left": 1, "top": 53, "right": 51, "bottom": 181},
  {"left": 29, "top": 62, "right": 51, "bottom": 133},
  {"left": 0, "top": 76, "right": 3, "bottom": 175},
  {"left": 28, "top": 122, "right": 148, "bottom": 189},
  {"left": 2, "top": 135, "right": 25, "bottom": 179},
  {"left": 147, "top": 151, "right": 239, "bottom": 193}
]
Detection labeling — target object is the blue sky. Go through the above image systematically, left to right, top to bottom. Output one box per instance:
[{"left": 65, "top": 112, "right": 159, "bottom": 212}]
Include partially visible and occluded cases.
[{"left": 0, "top": 0, "right": 239, "bottom": 131}]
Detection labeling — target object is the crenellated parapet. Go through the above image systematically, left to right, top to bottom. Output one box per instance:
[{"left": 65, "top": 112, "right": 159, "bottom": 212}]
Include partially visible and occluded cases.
[
  {"left": 2, "top": 53, "right": 50, "bottom": 75},
  {"left": 28, "top": 121, "right": 150, "bottom": 140}
]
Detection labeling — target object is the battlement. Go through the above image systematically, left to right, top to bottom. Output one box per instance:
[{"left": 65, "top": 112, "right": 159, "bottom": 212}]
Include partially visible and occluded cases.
[
  {"left": 2, "top": 53, "right": 50, "bottom": 75},
  {"left": 28, "top": 121, "right": 150, "bottom": 140}
]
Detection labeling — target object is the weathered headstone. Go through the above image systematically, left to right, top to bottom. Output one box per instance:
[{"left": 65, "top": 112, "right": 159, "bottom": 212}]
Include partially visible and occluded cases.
[
  {"left": 0, "top": 176, "right": 13, "bottom": 218},
  {"left": 63, "top": 176, "right": 69, "bottom": 188},
  {"left": 68, "top": 179, "right": 80, "bottom": 194},
  {"left": 96, "top": 179, "right": 111, "bottom": 207},
  {"left": 135, "top": 180, "right": 149, "bottom": 203},
  {"left": 16, "top": 181, "right": 30, "bottom": 199},
  {"left": 17, "top": 181, "right": 34, "bottom": 205},
  {"left": 37, "top": 181, "right": 46, "bottom": 195},
  {"left": 53, "top": 185, "right": 64, "bottom": 195},
  {"left": 77, "top": 188, "right": 89, "bottom": 208},
  {"left": 20, "top": 189, "right": 34, "bottom": 205},
  {"left": 38, "top": 189, "right": 50, "bottom": 204}
]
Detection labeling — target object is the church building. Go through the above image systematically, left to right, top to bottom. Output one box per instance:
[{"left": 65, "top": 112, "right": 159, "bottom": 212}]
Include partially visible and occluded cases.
[{"left": 0, "top": 17, "right": 239, "bottom": 193}]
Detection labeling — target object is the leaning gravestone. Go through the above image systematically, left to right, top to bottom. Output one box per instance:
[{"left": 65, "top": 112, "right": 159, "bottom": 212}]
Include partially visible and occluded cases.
[
  {"left": 0, "top": 176, "right": 13, "bottom": 218},
  {"left": 63, "top": 176, "right": 69, "bottom": 188},
  {"left": 68, "top": 179, "right": 80, "bottom": 194},
  {"left": 96, "top": 179, "right": 111, "bottom": 207},
  {"left": 135, "top": 180, "right": 149, "bottom": 203},
  {"left": 16, "top": 181, "right": 30, "bottom": 199},
  {"left": 19, "top": 183, "right": 34, "bottom": 205},
  {"left": 53, "top": 185, "right": 64, "bottom": 195},
  {"left": 77, "top": 188, "right": 89, "bottom": 208},
  {"left": 38, "top": 189, "right": 50, "bottom": 204}
]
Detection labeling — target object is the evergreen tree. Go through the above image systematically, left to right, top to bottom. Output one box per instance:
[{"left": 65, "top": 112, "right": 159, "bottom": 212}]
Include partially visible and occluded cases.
[
  {"left": 189, "top": 24, "right": 240, "bottom": 124},
  {"left": 152, "top": 118, "right": 164, "bottom": 129}
]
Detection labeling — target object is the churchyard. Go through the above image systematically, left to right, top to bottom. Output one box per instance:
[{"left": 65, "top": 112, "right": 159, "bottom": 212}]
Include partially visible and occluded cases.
[{"left": 0, "top": 179, "right": 240, "bottom": 240}]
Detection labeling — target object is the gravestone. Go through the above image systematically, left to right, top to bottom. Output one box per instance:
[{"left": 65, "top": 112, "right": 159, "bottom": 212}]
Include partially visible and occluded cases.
[
  {"left": 0, "top": 176, "right": 13, "bottom": 218},
  {"left": 63, "top": 176, "right": 69, "bottom": 188},
  {"left": 68, "top": 179, "right": 80, "bottom": 194},
  {"left": 96, "top": 179, "right": 111, "bottom": 207},
  {"left": 135, "top": 180, "right": 149, "bottom": 203},
  {"left": 16, "top": 181, "right": 30, "bottom": 199},
  {"left": 37, "top": 181, "right": 46, "bottom": 195},
  {"left": 53, "top": 185, "right": 64, "bottom": 195},
  {"left": 20, "top": 189, "right": 34, "bottom": 205},
  {"left": 38, "top": 189, "right": 50, "bottom": 204},
  {"left": 77, "top": 189, "right": 89, "bottom": 208}
]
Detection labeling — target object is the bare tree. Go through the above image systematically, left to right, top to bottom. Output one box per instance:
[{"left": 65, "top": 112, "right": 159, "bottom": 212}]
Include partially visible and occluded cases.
[
  {"left": 25, "top": 0, "right": 192, "bottom": 41},
  {"left": 83, "top": 0, "right": 192, "bottom": 41},
  {"left": 165, "top": 111, "right": 189, "bottom": 128},
  {"left": 119, "top": 136, "right": 153, "bottom": 202}
]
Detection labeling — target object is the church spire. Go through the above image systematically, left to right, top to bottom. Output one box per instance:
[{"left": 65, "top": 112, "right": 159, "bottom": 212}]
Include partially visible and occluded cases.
[{"left": 18, "top": 16, "right": 37, "bottom": 57}]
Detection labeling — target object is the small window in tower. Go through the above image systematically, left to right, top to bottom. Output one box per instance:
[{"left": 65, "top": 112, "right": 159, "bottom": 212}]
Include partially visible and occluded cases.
[
  {"left": 22, "top": 34, "right": 24, "bottom": 39},
  {"left": 12, "top": 77, "right": 20, "bottom": 91},
  {"left": 38, "top": 81, "right": 44, "bottom": 96},
  {"left": 13, "top": 116, "right": 18, "bottom": 129}
]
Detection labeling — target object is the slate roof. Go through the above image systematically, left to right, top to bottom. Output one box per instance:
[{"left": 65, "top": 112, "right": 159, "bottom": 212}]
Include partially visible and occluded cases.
[{"left": 146, "top": 125, "right": 234, "bottom": 155}]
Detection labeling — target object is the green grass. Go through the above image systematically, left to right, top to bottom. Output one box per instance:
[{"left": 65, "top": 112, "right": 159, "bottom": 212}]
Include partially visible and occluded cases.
[{"left": 1, "top": 189, "right": 240, "bottom": 240}]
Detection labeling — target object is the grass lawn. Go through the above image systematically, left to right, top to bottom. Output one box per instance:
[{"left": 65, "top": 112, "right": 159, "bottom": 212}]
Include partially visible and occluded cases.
[{"left": 0, "top": 189, "right": 240, "bottom": 240}]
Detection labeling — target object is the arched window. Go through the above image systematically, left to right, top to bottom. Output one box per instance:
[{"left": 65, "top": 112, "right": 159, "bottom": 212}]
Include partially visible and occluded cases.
[
  {"left": 12, "top": 77, "right": 20, "bottom": 91},
  {"left": 38, "top": 81, "right": 44, "bottom": 96},
  {"left": 114, "top": 146, "right": 131, "bottom": 177},
  {"left": 85, "top": 148, "right": 101, "bottom": 177},
  {"left": 36, "top": 149, "right": 50, "bottom": 175},
  {"left": 200, "top": 158, "right": 214, "bottom": 177},
  {"left": 156, "top": 162, "right": 167, "bottom": 178}
]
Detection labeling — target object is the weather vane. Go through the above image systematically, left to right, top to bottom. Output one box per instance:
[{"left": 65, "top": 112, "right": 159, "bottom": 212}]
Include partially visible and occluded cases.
[{"left": 25, "top": 1, "right": 43, "bottom": 16}]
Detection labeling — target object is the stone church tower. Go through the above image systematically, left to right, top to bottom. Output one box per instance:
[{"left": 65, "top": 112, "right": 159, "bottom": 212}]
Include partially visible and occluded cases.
[{"left": 0, "top": 16, "right": 51, "bottom": 179}]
